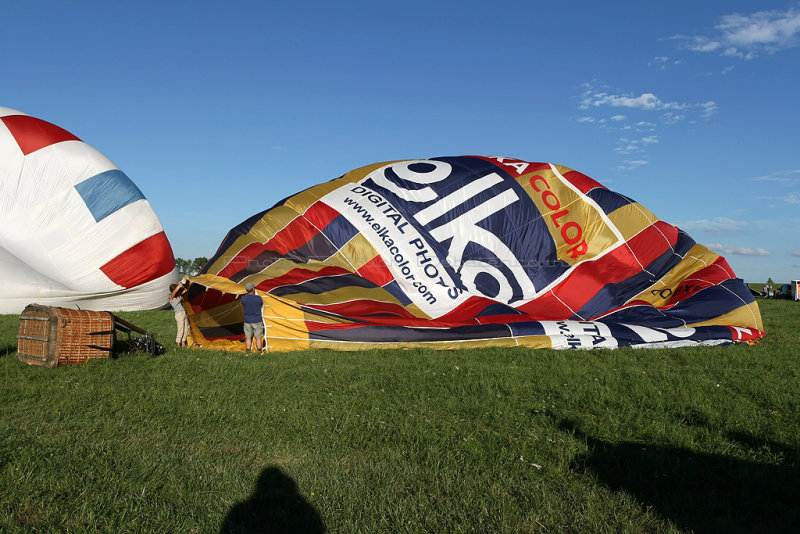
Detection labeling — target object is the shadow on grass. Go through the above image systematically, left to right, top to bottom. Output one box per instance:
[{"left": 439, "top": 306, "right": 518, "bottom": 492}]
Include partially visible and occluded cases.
[
  {"left": 1, "top": 345, "right": 17, "bottom": 357},
  {"left": 558, "top": 418, "right": 800, "bottom": 534},
  {"left": 219, "top": 466, "right": 325, "bottom": 534}
]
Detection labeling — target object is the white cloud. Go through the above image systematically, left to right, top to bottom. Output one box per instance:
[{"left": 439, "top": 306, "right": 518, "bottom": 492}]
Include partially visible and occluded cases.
[
  {"left": 679, "top": 6, "right": 800, "bottom": 59},
  {"left": 649, "top": 56, "right": 682, "bottom": 70},
  {"left": 579, "top": 83, "right": 717, "bottom": 121},
  {"left": 584, "top": 92, "right": 662, "bottom": 110},
  {"left": 700, "top": 101, "right": 718, "bottom": 117},
  {"left": 610, "top": 114, "right": 626, "bottom": 121},
  {"left": 576, "top": 116, "right": 596, "bottom": 123},
  {"left": 614, "top": 135, "right": 660, "bottom": 155},
  {"left": 616, "top": 159, "right": 648, "bottom": 171},
  {"left": 750, "top": 169, "right": 800, "bottom": 182},
  {"left": 785, "top": 192, "right": 800, "bottom": 204},
  {"left": 676, "top": 217, "right": 747, "bottom": 233},
  {"left": 707, "top": 243, "right": 771, "bottom": 256},
  {"left": 790, "top": 250, "right": 800, "bottom": 257}
]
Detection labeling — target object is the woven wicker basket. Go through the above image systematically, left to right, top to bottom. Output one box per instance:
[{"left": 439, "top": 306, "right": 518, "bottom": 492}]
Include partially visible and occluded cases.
[{"left": 17, "top": 305, "right": 115, "bottom": 367}]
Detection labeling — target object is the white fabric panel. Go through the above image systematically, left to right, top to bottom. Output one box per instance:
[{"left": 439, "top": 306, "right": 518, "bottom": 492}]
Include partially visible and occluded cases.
[{"left": 0, "top": 267, "right": 178, "bottom": 313}]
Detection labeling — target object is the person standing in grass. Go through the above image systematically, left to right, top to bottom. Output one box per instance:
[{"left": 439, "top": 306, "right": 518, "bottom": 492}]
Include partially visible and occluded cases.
[
  {"left": 169, "top": 282, "right": 189, "bottom": 347},
  {"left": 241, "top": 282, "right": 264, "bottom": 352}
]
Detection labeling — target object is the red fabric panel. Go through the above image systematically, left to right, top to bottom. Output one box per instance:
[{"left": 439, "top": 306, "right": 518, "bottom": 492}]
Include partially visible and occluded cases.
[
  {"left": 1, "top": 114, "right": 81, "bottom": 155},
  {"left": 561, "top": 170, "right": 607, "bottom": 194},
  {"left": 304, "top": 201, "right": 341, "bottom": 230},
  {"left": 269, "top": 217, "right": 321, "bottom": 255},
  {"left": 100, "top": 232, "right": 175, "bottom": 288},
  {"left": 357, "top": 255, "right": 394, "bottom": 287},
  {"left": 515, "top": 291, "right": 579, "bottom": 320},
  {"left": 436, "top": 296, "right": 497, "bottom": 324},
  {"left": 304, "top": 299, "right": 417, "bottom": 320},
  {"left": 726, "top": 325, "right": 764, "bottom": 342}
]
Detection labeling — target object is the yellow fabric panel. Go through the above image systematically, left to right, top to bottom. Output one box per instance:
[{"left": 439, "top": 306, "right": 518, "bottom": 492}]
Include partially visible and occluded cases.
[
  {"left": 342, "top": 160, "right": 403, "bottom": 182},
  {"left": 517, "top": 165, "right": 620, "bottom": 266},
  {"left": 607, "top": 202, "right": 659, "bottom": 241},
  {"left": 336, "top": 233, "right": 379, "bottom": 270},
  {"left": 628, "top": 244, "right": 721, "bottom": 306},
  {"left": 315, "top": 247, "right": 366, "bottom": 273},
  {"left": 188, "top": 274, "right": 248, "bottom": 297},
  {"left": 263, "top": 294, "right": 310, "bottom": 352},
  {"left": 182, "top": 297, "right": 204, "bottom": 348},
  {"left": 192, "top": 300, "right": 242, "bottom": 330},
  {"left": 687, "top": 301, "right": 764, "bottom": 332},
  {"left": 264, "top": 335, "right": 554, "bottom": 352},
  {"left": 191, "top": 338, "right": 247, "bottom": 352}
]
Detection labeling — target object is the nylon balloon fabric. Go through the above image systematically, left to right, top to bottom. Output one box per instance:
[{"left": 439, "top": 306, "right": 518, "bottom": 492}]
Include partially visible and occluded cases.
[
  {"left": 0, "top": 107, "right": 178, "bottom": 313},
  {"left": 185, "top": 156, "right": 763, "bottom": 351}
]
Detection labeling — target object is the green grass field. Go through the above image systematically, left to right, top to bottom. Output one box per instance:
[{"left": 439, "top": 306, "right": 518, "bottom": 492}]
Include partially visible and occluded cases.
[{"left": 1, "top": 300, "right": 798, "bottom": 533}]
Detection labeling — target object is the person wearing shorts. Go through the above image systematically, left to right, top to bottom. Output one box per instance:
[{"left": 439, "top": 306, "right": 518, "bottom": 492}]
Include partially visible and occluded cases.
[{"left": 241, "top": 282, "right": 264, "bottom": 351}]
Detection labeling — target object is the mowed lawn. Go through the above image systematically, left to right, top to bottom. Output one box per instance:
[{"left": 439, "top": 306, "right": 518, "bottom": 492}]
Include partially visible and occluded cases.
[{"left": 1, "top": 299, "right": 798, "bottom": 533}]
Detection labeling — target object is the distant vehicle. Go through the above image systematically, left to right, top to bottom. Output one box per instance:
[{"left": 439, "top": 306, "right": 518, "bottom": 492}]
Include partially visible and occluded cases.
[{"left": 776, "top": 284, "right": 792, "bottom": 299}]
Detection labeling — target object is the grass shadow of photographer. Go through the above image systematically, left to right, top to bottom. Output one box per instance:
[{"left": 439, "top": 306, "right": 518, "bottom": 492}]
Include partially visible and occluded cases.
[{"left": 219, "top": 466, "right": 325, "bottom": 534}]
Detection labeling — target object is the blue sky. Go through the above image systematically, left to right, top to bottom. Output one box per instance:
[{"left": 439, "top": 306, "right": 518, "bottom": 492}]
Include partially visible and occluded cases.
[{"left": 4, "top": 1, "right": 799, "bottom": 283}]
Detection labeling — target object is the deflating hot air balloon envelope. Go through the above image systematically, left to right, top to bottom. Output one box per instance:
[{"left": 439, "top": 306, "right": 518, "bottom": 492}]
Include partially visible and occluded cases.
[{"left": 184, "top": 156, "right": 763, "bottom": 351}]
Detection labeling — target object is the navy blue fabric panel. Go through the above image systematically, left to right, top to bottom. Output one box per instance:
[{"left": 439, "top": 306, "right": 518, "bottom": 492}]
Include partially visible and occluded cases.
[
  {"left": 74, "top": 169, "right": 145, "bottom": 222},
  {"left": 586, "top": 189, "right": 634, "bottom": 215},
  {"left": 321, "top": 214, "right": 359, "bottom": 249},
  {"left": 573, "top": 230, "right": 697, "bottom": 320},
  {"left": 270, "top": 273, "right": 379, "bottom": 297},
  {"left": 659, "top": 279, "right": 755, "bottom": 324},
  {"left": 382, "top": 280, "right": 412, "bottom": 306},
  {"left": 476, "top": 302, "right": 525, "bottom": 317},
  {"left": 596, "top": 305, "right": 689, "bottom": 328},
  {"left": 507, "top": 321, "right": 547, "bottom": 337},
  {"left": 309, "top": 322, "right": 513, "bottom": 343}
]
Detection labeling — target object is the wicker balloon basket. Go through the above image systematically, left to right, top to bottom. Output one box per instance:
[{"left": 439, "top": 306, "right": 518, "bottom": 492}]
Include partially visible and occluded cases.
[{"left": 17, "top": 304, "right": 116, "bottom": 367}]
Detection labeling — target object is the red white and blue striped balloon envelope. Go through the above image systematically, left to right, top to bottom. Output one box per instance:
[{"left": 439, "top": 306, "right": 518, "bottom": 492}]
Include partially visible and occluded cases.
[
  {"left": 0, "top": 107, "right": 178, "bottom": 313},
  {"left": 185, "top": 156, "right": 764, "bottom": 351}
]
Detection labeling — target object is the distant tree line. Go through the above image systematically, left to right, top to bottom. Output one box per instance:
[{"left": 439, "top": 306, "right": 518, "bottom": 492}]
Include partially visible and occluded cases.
[{"left": 175, "top": 257, "right": 209, "bottom": 276}]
